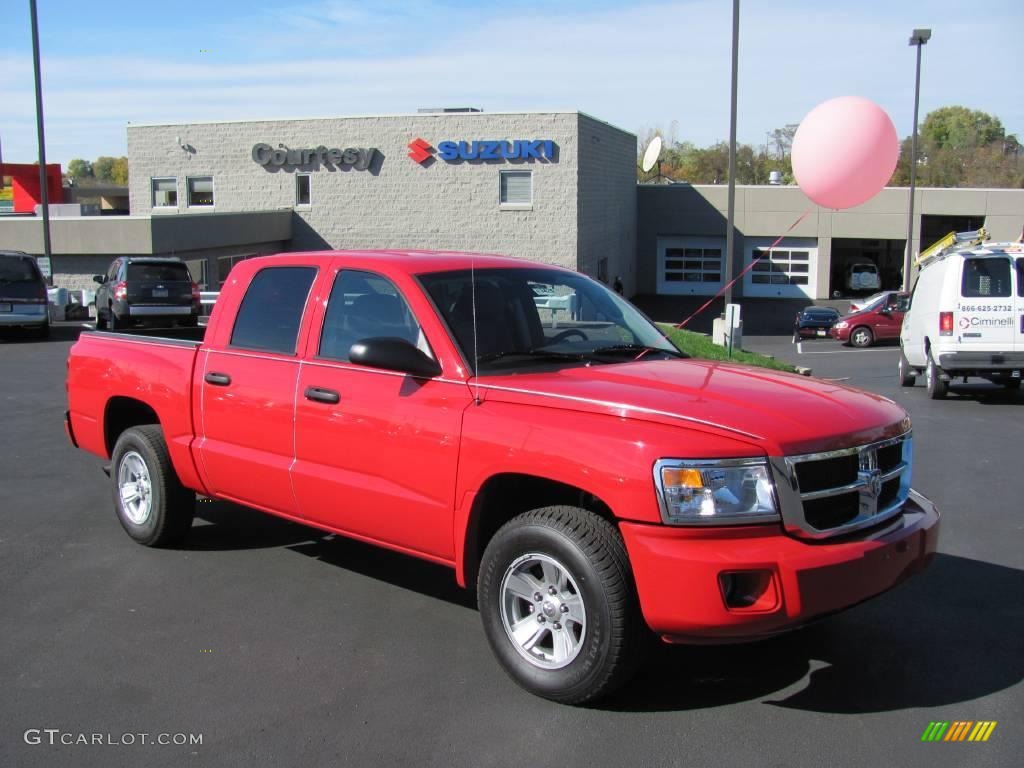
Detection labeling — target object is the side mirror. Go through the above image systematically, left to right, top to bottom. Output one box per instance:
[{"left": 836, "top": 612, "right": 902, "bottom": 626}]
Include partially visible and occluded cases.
[
  {"left": 93, "top": 275, "right": 106, "bottom": 284},
  {"left": 878, "top": 308, "right": 891, "bottom": 316},
  {"left": 349, "top": 337, "right": 442, "bottom": 379}
]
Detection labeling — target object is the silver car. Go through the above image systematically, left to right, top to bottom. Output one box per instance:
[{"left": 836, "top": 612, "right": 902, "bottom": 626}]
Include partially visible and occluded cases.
[{"left": 0, "top": 251, "right": 49, "bottom": 339}]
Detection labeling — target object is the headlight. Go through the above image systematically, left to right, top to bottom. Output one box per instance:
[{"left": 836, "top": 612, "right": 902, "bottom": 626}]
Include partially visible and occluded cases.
[
  {"left": 834, "top": 321, "right": 849, "bottom": 329},
  {"left": 654, "top": 459, "right": 780, "bottom": 525}
]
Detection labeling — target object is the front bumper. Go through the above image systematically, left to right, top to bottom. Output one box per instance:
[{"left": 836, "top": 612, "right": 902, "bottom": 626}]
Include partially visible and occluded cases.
[{"left": 620, "top": 488, "right": 940, "bottom": 642}]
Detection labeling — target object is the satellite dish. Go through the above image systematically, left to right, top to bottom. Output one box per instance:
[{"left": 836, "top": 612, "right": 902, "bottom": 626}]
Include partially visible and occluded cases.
[{"left": 641, "top": 136, "right": 663, "bottom": 173}]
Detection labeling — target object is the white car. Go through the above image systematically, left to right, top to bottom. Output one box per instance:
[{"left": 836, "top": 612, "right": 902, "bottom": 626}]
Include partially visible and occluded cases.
[
  {"left": 899, "top": 238, "right": 1023, "bottom": 398},
  {"left": 846, "top": 262, "right": 881, "bottom": 292}
]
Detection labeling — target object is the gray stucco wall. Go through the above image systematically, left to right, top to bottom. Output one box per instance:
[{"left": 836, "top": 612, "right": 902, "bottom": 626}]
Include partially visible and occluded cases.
[
  {"left": 128, "top": 112, "right": 593, "bottom": 271},
  {"left": 576, "top": 115, "right": 638, "bottom": 293},
  {"left": 637, "top": 185, "right": 1024, "bottom": 299}
]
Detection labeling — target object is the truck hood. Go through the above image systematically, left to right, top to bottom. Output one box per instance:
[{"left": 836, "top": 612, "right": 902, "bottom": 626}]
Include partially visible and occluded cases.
[{"left": 477, "top": 359, "right": 910, "bottom": 456}]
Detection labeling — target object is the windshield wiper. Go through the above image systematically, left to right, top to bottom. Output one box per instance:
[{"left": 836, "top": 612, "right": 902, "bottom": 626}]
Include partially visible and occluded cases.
[
  {"left": 587, "top": 344, "right": 687, "bottom": 359},
  {"left": 476, "top": 349, "right": 586, "bottom": 364}
]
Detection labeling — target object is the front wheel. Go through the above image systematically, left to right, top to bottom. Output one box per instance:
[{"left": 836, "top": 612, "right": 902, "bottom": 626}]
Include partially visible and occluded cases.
[
  {"left": 850, "top": 326, "right": 874, "bottom": 348},
  {"left": 111, "top": 425, "right": 194, "bottom": 547},
  {"left": 478, "top": 506, "right": 642, "bottom": 705}
]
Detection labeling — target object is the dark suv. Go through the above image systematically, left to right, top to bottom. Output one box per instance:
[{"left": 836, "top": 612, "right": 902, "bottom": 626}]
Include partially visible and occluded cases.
[
  {"left": 0, "top": 250, "right": 50, "bottom": 339},
  {"left": 94, "top": 257, "right": 200, "bottom": 330}
]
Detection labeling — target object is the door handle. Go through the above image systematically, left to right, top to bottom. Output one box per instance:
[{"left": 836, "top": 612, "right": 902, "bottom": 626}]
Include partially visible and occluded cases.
[
  {"left": 204, "top": 372, "right": 232, "bottom": 386},
  {"left": 304, "top": 386, "right": 340, "bottom": 404}
]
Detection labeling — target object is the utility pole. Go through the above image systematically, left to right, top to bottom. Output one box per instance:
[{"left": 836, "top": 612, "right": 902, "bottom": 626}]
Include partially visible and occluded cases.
[
  {"left": 30, "top": 0, "right": 53, "bottom": 264},
  {"left": 724, "top": 0, "right": 740, "bottom": 307}
]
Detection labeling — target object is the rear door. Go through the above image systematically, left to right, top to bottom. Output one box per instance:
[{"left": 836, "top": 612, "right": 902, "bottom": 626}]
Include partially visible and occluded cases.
[
  {"left": 956, "top": 255, "right": 1015, "bottom": 348},
  {"left": 1016, "top": 256, "right": 1024, "bottom": 354},
  {"left": 126, "top": 260, "right": 193, "bottom": 309},
  {"left": 196, "top": 264, "right": 320, "bottom": 515}
]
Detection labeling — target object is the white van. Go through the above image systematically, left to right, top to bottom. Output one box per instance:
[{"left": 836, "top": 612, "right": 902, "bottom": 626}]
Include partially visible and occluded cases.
[{"left": 899, "top": 233, "right": 1023, "bottom": 398}]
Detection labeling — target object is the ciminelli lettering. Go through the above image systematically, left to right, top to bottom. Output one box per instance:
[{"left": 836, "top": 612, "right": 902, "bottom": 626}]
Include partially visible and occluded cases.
[{"left": 251, "top": 144, "right": 379, "bottom": 171}]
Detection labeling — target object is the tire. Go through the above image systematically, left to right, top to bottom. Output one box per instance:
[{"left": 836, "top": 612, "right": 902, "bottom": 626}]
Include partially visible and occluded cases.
[
  {"left": 108, "top": 309, "right": 120, "bottom": 331},
  {"left": 95, "top": 310, "right": 107, "bottom": 331},
  {"left": 35, "top": 323, "right": 50, "bottom": 340},
  {"left": 850, "top": 326, "right": 874, "bottom": 348},
  {"left": 898, "top": 349, "right": 916, "bottom": 387},
  {"left": 925, "top": 353, "right": 948, "bottom": 400},
  {"left": 1004, "top": 378, "right": 1021, "bottom": 391},
  {"left": 110, "top": 425, "right": 194, "bottom": 547},
  {"left": 478, "top": 506, "right": 642, "bottom": 705}
]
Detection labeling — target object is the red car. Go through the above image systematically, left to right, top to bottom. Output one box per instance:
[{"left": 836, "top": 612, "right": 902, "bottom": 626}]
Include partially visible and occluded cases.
[
  {"left": 65, "top": 251, "right": 938, "bottom": 704},
  {"left": 832, "top": 291, "right": 909, "bottom": 347}
]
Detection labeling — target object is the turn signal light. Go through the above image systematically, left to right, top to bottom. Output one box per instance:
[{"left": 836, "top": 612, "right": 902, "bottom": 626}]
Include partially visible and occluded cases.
[{"left": 939, "top": 311, "right": 953, "bottom": 336}]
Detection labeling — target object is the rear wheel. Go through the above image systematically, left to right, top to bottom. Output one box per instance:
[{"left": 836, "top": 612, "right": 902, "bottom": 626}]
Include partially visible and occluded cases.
[
  {"left": 95, "top": 310, "right": 107, "bottom": 330},
  {"left": 850, "top": 326, "right": 874, "bottom": 348},
  {"left": 898, "top": 349, "right": 916, "bottom": 387},
  {"left": 926, "top": 353, "right": 948, "bottom": 400},
  {"left": 1004, "top": 378, "right": 1021, "bottom": 391},
  {"left": 111, "top": 425, "right": 194, "bottom": 547},
  {"left": 478, "top": 506, "right": 642, "bottom": 704}
]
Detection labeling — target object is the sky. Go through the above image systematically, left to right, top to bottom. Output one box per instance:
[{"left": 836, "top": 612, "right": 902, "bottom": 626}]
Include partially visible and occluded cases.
[{"left": 1, "top": 0, "right": 1022, "bottom": 166}]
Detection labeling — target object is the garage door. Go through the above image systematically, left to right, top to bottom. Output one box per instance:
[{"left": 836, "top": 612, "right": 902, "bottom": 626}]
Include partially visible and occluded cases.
[
  {"left": 656, "top": 236, "right": 725, "bottom": 296},
  {"left": 743, "top": 238, "right": 818, "bottom": 298}
]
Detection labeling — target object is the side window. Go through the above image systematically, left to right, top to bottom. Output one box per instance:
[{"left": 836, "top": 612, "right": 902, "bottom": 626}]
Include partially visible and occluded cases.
[
  {"left": 961, "top": 257, "right": 1011, "bottom": 298},
  {"left": 107, "top": 261, "right": 121, "bottom": 282},
  {"left": 230, "top": 266, "right": 317, "bottom": 354},
  {"left": 318, "top": 270, "right": 428, "bottom": 362}
]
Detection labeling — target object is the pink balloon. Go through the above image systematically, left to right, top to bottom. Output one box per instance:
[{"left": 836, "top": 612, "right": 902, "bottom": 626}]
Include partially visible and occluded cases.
[{"left": 791, "top": 96, "right": 899, "bottom": 210}]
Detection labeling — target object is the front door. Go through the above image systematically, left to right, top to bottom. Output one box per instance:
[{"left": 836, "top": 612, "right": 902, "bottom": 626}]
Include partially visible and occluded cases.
[{"left": 291, "top": 268, "right": 468, "bottom": 560}]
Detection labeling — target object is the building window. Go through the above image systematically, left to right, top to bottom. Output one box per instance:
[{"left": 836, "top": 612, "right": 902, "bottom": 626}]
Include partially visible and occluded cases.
[
  {"left": 499, "top": 170, "right": 532, "bottom": 206},
  {"left": 295, "top": 174, "right": 311, "bottom": 207},
  {"left": 187, "top": 176, "right": 214, "bottom": 207},
  {"left": 151, "top": 177, "right": 177, "bottom": 208},
  {"left": 664, "top": 247, "right": 722, "bottom": 283},
  {"left": 750, "top": 249, "right": 809, "bottom": 285},
  {"left": 217, "top": 253, "right": 254, "bottom": 287},
  {"left": 597, "top": 258, "right": 609, "bottom": 284}
]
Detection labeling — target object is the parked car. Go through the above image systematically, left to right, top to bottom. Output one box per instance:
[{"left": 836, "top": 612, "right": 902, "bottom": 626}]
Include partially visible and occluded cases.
[
  {"left": 900, "top": 236, "right": 1023, "bottom": 398},
  {"left": 0, "top": 250, "right": 49, "bottom": 339},
  {"left": 66, "top": 250, "right": 940, "bottom": 704},
  {"left": 94, "top": 257, "right": 201, "bottom": 330},
  {"left": 846, "top": 262, "right": 881, "bottom": 292},
  {"left": 832, "top": 291, "right": 909, "bottom": 347},
  {"left": 793, "top": 306, "right": 840, "bottom": 340}
]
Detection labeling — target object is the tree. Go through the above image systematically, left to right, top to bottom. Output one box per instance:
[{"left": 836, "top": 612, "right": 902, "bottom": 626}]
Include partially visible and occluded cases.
[
  {"left": 920, "top": 106, "right": 1005, "bottom": 151},
  {"left": 92, "top": 156, "right": 116, "bottom": 182},
  {"left": 111, "top": 157, "right": 129, "bottom": 186},
  {"left": 67, "top": 158, "right": 93, "bottom": 181}
]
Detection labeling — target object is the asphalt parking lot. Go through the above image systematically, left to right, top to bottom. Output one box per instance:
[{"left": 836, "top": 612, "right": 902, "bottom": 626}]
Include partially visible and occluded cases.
[{"left": 1, "top": 325, "right": 1021, "bottom": 768}]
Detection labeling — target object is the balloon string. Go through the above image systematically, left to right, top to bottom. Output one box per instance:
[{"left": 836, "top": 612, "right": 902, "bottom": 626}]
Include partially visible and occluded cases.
[{"left": 673, "top": 209, "right": 812, "bottom": 329}]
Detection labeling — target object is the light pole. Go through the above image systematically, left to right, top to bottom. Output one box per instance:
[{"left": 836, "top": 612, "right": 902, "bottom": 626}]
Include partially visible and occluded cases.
[
  {"left": 30, "top": 0, "right": 53, "bottom": 265},
  {"left": 724, "top": 0, "right": 739, "bottom": 307},
  {"left": 903, "top": 27, "right": 931, "bottom": 291}
]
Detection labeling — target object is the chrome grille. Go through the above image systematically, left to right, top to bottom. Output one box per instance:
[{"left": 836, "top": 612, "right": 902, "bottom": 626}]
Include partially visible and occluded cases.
[{"left": 771, "top": 433, "right": 912, "bottom": 539}]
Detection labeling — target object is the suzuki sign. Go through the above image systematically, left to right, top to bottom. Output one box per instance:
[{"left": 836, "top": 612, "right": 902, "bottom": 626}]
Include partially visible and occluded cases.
[{"left": 408, "top": 138, "right": 557, "bottom": 164}]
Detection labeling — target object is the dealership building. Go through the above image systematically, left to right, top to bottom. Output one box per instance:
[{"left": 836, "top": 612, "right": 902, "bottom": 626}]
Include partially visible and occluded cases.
[{"left": 2, "top": 108, "right": 1022, "bottom": 320}]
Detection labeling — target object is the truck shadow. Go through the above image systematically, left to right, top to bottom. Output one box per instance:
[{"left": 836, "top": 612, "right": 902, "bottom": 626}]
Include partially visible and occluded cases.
[
  {"left": 187, "top": 499, "right": 476, "bottom": 609},
  {"left": 183, "top": 506, "right": 1021, "bottom": 714},
  {"left": 605, "top": 553, "right": 1023, "bottom": 713}
]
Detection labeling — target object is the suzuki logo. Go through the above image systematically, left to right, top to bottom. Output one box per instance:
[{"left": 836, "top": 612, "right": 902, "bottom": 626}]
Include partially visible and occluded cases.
[{"left": 408, "top": 138, "right": 433, "bottom": 164}]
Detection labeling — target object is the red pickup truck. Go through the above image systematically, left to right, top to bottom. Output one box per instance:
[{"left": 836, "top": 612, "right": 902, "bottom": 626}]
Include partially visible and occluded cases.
[{"left": 66, "top": 251, "right": 940, "bottom": 704}]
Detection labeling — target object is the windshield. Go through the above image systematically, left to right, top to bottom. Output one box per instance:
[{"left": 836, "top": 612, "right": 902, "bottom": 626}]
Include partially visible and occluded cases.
[{"left": 418, "top": 267, "right": 681, "bottom": 374}]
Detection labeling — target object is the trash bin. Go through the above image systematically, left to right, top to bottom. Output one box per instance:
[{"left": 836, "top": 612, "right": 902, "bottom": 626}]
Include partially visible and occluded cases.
[{"left": 47, "top": 287, "right": 69, "bottom": 322}]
